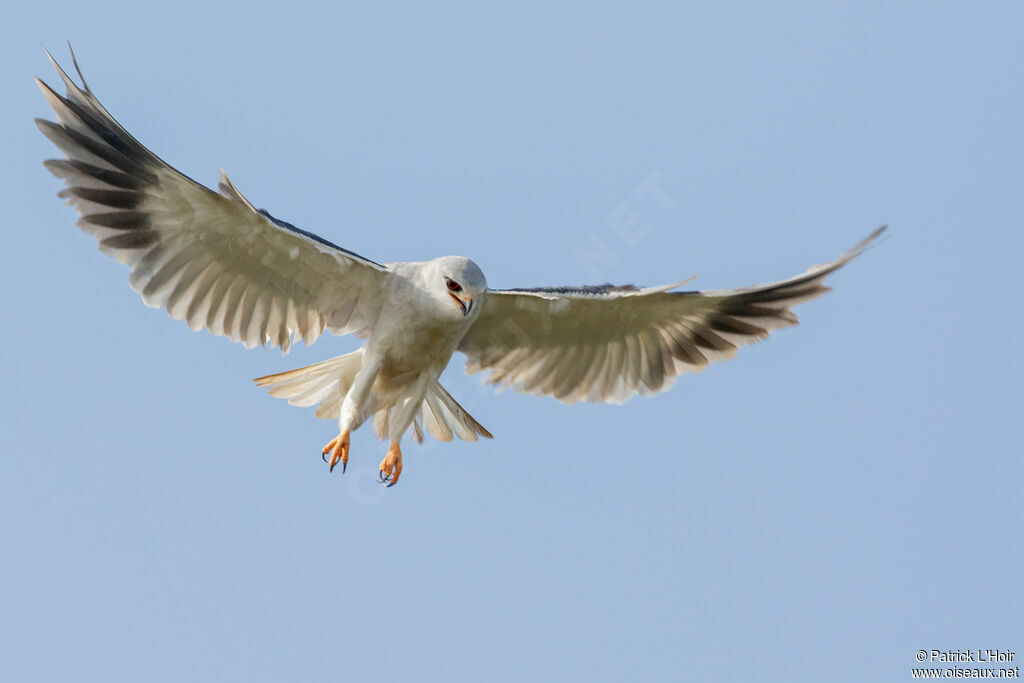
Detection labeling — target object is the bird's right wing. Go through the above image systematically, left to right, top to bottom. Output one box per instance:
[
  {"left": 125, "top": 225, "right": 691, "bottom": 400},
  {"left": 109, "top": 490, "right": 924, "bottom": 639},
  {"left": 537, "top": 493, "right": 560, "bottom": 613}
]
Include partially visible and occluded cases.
[
  {"left": 36, "top": 49, "right": 389, "bottom": 353},
  {"left": 459, "top": 228, "right": 885, "bottom": 404}
]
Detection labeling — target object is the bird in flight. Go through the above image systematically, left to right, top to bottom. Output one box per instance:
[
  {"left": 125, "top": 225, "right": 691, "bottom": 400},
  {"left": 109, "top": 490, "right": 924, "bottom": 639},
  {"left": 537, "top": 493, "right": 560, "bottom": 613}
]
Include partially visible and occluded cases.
[{"left": 36, "top": 48, "right": 885, "bottom": 487}]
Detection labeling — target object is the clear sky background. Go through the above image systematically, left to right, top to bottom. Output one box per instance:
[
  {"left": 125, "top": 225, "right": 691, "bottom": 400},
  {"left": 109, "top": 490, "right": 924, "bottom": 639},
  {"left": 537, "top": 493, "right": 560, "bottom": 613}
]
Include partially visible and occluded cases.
[{"left": 2, "top": 2, "right": 1021, "bottom": 681}]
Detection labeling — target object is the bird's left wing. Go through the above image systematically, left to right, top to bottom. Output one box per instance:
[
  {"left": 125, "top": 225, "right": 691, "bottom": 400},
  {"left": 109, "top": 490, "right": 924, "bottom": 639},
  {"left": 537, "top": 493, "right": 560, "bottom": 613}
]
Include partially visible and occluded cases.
[
  {"left": 36, "top": 49, "right": 389, "bottom": 352},
  {"left": 459, "top": 228, "right": 884, "bottom": 404}
]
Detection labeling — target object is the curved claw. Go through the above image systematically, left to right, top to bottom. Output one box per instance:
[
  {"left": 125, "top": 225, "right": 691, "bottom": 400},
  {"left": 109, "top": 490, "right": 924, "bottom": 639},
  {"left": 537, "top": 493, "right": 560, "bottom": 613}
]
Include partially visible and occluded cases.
[
  {"left": 321, "top": 431, "right": 350, "bottom": 474},
  {"left": 377, "top": 442, "right": 403, "bottom": 487}
]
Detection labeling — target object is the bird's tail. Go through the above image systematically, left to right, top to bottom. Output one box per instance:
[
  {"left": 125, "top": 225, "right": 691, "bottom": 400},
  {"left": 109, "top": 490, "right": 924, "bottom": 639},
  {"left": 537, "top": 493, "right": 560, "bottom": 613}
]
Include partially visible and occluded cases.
[
  {"left": 252, "top": 349, "right": 364, "bottom": 420},
  {"left": 253, "top": 352, "right": 493, "bottom": 443},
  {"left": 408, "top": 381, "right": 493, "bottom": 443}
]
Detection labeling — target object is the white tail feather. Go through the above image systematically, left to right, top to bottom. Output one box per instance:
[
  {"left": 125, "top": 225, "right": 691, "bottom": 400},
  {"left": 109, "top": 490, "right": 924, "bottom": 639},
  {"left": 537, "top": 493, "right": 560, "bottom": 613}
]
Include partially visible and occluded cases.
[
  {"left": 253, "top": 350, "right": 364, "bottom": 421},
  {"left": 254, "top": 351, "right": 492, "bottom": 443},
  {"left": 417, "top": 383, "right": 493, "bottom": 442}
]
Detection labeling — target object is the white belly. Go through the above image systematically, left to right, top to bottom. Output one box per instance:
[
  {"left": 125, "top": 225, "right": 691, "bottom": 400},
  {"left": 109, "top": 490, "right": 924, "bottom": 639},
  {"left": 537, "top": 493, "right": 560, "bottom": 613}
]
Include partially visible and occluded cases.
[{"left": 369, "top": 294, "right": 465, "bottom": 393}]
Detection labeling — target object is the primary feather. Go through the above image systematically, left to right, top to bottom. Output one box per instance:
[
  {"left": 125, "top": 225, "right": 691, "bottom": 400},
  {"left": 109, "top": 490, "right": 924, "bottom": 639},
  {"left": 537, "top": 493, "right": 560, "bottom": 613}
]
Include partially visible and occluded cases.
[{"left": 35, "top": 48, "right": 386, "bottom": 354}]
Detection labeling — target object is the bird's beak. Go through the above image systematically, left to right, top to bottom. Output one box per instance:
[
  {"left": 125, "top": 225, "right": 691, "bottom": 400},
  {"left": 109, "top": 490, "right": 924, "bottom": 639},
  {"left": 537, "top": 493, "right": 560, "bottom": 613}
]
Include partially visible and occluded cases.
[{"left": 448, "top": 292, "right": 473, "bottom": 316}]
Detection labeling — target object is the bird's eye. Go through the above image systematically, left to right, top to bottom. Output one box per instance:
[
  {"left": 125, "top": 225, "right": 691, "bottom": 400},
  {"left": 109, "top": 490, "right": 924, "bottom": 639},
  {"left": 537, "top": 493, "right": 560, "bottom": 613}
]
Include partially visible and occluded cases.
[{"left": 446, "top": 279, "right": 462, "bottom": 293}]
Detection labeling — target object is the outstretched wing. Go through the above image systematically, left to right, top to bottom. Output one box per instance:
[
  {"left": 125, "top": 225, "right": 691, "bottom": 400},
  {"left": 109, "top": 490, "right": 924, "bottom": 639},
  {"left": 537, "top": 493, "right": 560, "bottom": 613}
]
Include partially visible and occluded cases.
[
  {"left": 36, "top": 49, "right": 388, "bottom": 353},
  {"left": 459, "top": 227, "right": 885, "bottom": 404}
]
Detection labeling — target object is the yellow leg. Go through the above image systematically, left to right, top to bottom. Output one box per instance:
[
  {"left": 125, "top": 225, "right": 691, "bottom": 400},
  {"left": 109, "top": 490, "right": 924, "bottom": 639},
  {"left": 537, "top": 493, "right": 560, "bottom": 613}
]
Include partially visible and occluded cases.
[
  {"left": 321, "top": 430, "right": 350, "bottom": 473},
  {"left": 378, "top": 442, "right": 403, "bottom": 487}
]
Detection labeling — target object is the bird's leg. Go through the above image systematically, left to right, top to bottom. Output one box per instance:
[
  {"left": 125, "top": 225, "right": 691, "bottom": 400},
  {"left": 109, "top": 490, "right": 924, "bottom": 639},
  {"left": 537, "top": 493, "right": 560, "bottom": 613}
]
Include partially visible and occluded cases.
[
  {"left": 322, "top": 356, "right": 380, "bottom": 475},
  {"left": 376, "top": 375, "right": 426, "bottom": 487},
  {"left": 321, "top": 430, "right": 350, "bottom": 473},
  {"left": 378, "top": 442, "right": 403, "bottom": 487}
]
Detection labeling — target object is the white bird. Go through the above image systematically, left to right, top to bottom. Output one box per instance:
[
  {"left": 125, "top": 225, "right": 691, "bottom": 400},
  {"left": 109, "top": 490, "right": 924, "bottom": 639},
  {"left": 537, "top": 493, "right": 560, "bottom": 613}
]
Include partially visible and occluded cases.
[{"left": 36, "top": 49, "right": 885, "bottom": 486}]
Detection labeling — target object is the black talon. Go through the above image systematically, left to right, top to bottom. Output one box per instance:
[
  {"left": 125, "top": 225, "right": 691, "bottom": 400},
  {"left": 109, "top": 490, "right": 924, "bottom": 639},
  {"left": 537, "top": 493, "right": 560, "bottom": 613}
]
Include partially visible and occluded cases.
[
  {"left": 322, "top": 452, "right": 329, "bottom": 464},
  {"left": 341, "top": 461, "right": 347, "bottom": 474}
]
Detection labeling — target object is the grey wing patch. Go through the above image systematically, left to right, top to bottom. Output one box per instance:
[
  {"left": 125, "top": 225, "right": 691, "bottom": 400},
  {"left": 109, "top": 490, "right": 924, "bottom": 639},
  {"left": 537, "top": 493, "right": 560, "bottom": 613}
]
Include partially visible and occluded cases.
[
  {"left": 256, "top": 209, "right": 385, "bottom": 268},
  {"left": 494, "top": 283, "right": 639, "bottom": 297}
]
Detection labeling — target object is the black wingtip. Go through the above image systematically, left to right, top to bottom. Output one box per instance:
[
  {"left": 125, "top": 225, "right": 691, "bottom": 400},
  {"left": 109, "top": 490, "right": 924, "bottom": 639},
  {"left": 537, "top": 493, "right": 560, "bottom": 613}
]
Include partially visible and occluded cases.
[
  {"left": 66, "top": 42, "right": 91, "bottom": 93},
  {"left": 851, "top": 224, "right": 889, "bottom": 255}
]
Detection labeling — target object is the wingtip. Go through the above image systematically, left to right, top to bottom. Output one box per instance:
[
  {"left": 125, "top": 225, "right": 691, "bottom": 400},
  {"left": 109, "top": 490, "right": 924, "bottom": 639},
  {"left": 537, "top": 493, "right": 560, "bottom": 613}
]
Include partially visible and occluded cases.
[
  {"left": 66, "top": 42, "right": 91, "bottom": 93},
  {"left": 41, "top": 43, "right": 86, "bottom": 98},
  {"left": 42, "top": 44, "right": 57, "bottom": 68},
  {"left": 40, "top": 47, "right": 62, "bottom": 91},
  {"left": 837, "top": 224, "right": 889, "bottom": 264},
  {"left": 857, "top": 224, "right": 888, "bottom": 251}
]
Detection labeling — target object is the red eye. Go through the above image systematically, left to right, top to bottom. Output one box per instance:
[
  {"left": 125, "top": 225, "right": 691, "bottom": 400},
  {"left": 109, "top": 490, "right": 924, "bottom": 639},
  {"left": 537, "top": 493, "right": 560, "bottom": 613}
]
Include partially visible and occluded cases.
[{"left": 446, "top": 279, "right": 462, "bottom": 292}]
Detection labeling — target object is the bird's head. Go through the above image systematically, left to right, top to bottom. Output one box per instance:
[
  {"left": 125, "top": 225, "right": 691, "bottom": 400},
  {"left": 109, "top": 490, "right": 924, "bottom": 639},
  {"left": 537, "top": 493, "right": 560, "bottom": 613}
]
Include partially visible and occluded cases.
[{"left": 429, "top": 256, "right": 487, "bottom": 320}]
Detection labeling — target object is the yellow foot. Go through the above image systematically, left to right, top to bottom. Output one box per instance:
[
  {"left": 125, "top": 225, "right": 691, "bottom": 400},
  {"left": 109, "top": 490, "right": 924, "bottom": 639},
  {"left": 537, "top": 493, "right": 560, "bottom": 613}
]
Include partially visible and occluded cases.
[
  {"left": 321, "top": 431, "right": 350, "bottom": 473},
  {"left": 378, "top": 442, "right": 403, "bottom": 487}
]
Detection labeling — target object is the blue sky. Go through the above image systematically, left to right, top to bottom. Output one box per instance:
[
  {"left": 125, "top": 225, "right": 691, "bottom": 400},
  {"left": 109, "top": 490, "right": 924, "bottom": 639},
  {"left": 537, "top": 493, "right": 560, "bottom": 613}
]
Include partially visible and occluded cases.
[{"left": 2, "top": 2, "right": 1021, "bottom": 681}]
